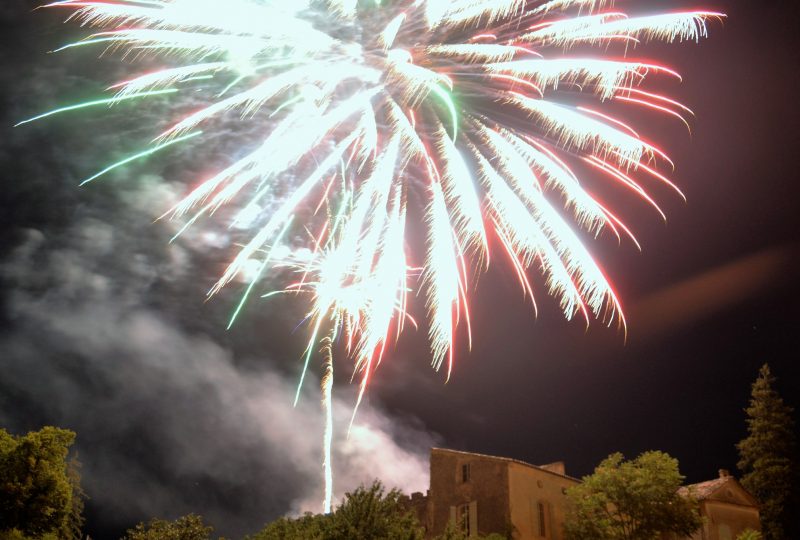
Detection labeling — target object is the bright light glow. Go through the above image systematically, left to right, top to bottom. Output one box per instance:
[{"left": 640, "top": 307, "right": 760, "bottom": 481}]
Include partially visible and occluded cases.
[{"left": 31, "top": 0, "right": 721, "bottom": 512}]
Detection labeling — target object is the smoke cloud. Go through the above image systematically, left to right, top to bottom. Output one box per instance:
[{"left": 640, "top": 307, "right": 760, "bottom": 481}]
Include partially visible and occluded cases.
[
  {"left": 0, "top": 7, "right": 439, "bottom": 537},
  {"left": 0, "top": 177, "right": 435, "bottom": 538}
]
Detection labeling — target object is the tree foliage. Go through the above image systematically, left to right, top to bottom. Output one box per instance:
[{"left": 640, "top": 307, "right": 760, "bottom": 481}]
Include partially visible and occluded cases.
[
  {"left": 736, "top": 363, "right": 797, "bottom": 540},
  {"left": 0, "top": 426, "right": 84, "bottom": 539},
  {"left": 563, "top": 451, "right": 702, "bottom": 540},
  {"left": 63, "top": 453, "right": 87, "bottom": 540},
  {"left": 247, "top": 481, "right": 424, "bottom": 540},
  {"left": 247, "top": 481, "right": 515, "bottom": 540},
  {"left": 327, "top": 481, "right": 423, "bottom": 540},
  {"left": 246, "top": 513, "right": 329, "bottom": 540},
  {"left": 121, "top": 514, "right": 217, "bottom": 540},
  {"left": 431, "top": 522, "right": 508, "bottom": 540},
  {"left": 737, "top": 530, "right": 763, "bottom": 540}
]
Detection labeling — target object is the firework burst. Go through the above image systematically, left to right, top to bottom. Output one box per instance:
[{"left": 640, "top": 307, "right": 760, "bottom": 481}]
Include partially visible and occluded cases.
[{"left": 28, "top": 0, "right": 722, "bottom": 512}]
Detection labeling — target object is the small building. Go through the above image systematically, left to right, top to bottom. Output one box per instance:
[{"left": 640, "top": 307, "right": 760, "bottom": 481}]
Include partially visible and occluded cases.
[
  {"left": 419, "top": 448, "right": 761, "bottom": 540},
  {"left": 667, "top": 470, "right": 761, "bottom": 540}
]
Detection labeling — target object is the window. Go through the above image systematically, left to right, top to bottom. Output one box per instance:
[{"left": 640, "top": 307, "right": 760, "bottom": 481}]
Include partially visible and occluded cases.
[
  {"left": 461, "top": 463, "right": 471, "bottom": 483},
  {"left": 530, "top": 500, "right": 558, "bottom": 538},
  {"left": 452, "top": 501, "right": 477, "bottom": 537},
  {"left": 537, "top": 501, "right": 547, "bottom": 537},
  {"left": 459, "top": 503, "right": 471, "bottom": 536}
]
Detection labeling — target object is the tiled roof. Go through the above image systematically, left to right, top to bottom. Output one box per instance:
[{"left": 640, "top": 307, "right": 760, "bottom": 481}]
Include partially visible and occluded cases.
[{"left": 679, "top": 477, "right": 729, "bottom": 500}]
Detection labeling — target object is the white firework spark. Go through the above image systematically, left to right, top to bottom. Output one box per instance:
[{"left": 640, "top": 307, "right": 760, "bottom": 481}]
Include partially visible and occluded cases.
[{"left": 28, "top": 0, "right": 723, "bottom": 512}]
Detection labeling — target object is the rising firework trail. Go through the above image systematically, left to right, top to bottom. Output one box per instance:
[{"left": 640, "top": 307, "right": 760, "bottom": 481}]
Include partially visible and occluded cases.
[{"left": 27, "top": 0, "right": 722, "bottom": 512}]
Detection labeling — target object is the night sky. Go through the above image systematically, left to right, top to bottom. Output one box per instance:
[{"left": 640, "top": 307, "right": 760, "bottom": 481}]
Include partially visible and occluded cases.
[{"left": 1, "top": 1, "right": 799, "bottom": 538}]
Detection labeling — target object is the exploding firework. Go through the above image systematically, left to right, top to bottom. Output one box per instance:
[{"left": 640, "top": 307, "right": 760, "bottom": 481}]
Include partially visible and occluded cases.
[{"left": 27, "top": 0, "right": 722, "bottom": 512}]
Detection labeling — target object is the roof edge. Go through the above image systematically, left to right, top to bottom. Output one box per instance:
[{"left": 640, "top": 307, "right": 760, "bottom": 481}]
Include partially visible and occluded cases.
[
  {"left": 431, "top": 447, "right": 581, "bottom": 482},
  {"left": 682, "top": 476, "right": 760, "bottom": 507}
]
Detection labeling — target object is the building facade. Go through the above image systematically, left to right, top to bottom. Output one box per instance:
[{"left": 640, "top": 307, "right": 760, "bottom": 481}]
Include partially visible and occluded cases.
[
  {"left": 417, "top": 448, "right": 761, "bottom": 540},
  {"left": 425, "top": 448, "right": 579, "bottom": 539},
  {"left": 668, "top": 471, "right": 761, "bottom": 540}
]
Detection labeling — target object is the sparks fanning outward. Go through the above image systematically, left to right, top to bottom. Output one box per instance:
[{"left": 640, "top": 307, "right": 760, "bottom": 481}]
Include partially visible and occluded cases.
[{"left": 29, "top": 0, "right": 722, "bottom": 511}]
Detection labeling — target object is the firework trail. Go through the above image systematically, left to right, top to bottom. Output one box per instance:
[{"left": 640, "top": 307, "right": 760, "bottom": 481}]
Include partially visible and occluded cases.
[{"left": 26, "top": 0, "right": 722, "bottom": 512}]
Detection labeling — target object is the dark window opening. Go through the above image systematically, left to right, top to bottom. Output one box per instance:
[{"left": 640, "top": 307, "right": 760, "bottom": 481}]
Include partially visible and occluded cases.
[
  {"left": 461, "top": 463, "right": 471, "bottom": 483},
  {"left": 538, "top": 501, "right": 547, "bottom": 537}
]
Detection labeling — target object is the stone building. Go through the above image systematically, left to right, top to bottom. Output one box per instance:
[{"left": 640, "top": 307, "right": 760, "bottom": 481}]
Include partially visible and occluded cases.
[
  {"left": 414, "top": 448, "right": 761, "bottom": 540},
  {"left": 424, "top": 448, "right": 579, "bottom": 539},
  {"left": 667, "top": 470, "right": 762, "bottom": 540}
]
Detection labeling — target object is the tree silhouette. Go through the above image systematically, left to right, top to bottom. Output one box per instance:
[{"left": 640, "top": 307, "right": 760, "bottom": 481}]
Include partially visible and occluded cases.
[{"left": 737, "top": 364, "right": 797, "bottom": 540}]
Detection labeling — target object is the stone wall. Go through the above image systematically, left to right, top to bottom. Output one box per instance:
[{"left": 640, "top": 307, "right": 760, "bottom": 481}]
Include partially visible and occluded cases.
[{"left": 428, "top": 449, "right": 511, "bottom": 537}]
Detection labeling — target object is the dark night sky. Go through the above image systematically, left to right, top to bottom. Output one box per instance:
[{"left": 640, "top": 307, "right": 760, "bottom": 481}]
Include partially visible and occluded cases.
[{"left": 1, "top": 1, "right": 799, "bottom": 538}]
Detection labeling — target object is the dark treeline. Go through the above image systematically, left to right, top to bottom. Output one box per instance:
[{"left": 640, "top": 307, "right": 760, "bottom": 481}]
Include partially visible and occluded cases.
[{"left": 1, "top": 364, "right": 795, "bottom": 540}]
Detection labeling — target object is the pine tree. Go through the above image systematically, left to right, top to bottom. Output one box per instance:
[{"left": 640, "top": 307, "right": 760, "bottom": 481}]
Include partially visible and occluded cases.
[{"left": 736, "top": 364, "right": 797, "bottom": 540}]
